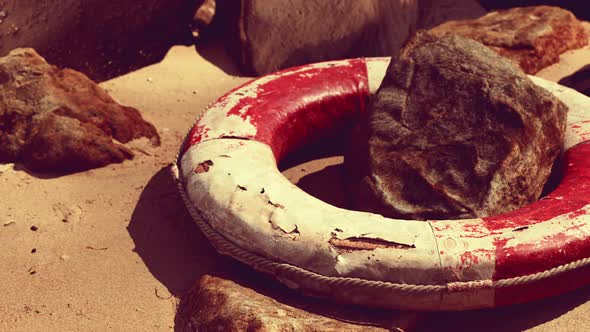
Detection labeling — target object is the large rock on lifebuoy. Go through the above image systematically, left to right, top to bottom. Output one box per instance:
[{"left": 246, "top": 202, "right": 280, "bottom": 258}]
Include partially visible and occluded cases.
[{"left": 345, "top": 32, "right": 567, "bottom": 220}]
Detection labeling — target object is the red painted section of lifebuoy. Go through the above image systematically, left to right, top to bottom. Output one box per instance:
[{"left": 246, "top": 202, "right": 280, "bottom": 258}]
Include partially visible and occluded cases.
[
  {"left": 186, "top": 59, "right": 369, "bottom": 161},
  {"left": 484, "top": 143, "right": 590, "bottom": 233},
  {"left": 488, "top": 143, "right": 590, "bottom": 282}
]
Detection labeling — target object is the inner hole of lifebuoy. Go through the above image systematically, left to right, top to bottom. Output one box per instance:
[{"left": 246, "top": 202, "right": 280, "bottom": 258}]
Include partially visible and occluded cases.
[
  {"left": 279, "top": 126, "right": 567, "bottom": 219},
  {"left": 279, "top": 129, "right": 350, "bottom": 210}
]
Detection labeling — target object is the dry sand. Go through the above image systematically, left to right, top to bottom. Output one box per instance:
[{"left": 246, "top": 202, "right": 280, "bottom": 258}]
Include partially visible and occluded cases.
[{"left": 1, "top": 37, "right": 590, "bottom": 331}]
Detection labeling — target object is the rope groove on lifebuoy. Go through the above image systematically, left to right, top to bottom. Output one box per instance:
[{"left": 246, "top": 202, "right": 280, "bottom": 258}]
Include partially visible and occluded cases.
[{"left": 173, "top": 57, "right": 590, "bottom": 310}]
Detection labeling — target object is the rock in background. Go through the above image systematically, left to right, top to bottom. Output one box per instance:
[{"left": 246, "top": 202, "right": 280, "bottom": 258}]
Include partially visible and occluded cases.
[
  {"left": 0, "top": 0, "right": 202, "bottom": 82},
  {"left": 228, "top": 0, "right": 486, "bottom": 76},
  {"left": 419, "top": 0, "right": 487, "bottom": 29},
  {"left": 479, "top": 0, "right": 590, "bottom": 21},
  {"left": 430, "top": 6, "right": 588, "bottom": 74},
  {"left": 345, "top": 32, "right": 567, "bottom": 220},
  {"left": 0, "top": 48, "right": 160, "bottom": 172},
  {"left": 175, "top": 275, "right": 418, "bottom": 332}
]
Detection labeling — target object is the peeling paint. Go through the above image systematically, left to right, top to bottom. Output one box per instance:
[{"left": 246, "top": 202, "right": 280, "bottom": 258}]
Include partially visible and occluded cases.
[
  {"left": 193, "top": 160, "right": 213, "bottom": 174},
  {"left": 268, "top": 200, "right": 285, "bottom": 209},
  {"left": 512, "top": 226, "right": 529, "bottom": 232},
  {"left": 329, "top": 236, "right": 415, "bottom": 253}
]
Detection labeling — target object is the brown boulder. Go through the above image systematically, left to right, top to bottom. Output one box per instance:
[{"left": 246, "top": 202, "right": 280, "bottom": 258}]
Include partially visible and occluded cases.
[
  {"left": 231, "top": 0, "right": 486, "bottom": 75},
  {"left": 235, "top": 0, "right": 417, "bottom": 76},
  {"left": 430, "top": 6, "right": 588, "bottom": 74},
  {"left": 345, "top": 32, "right": 567, "bottom": 220},
  {"left": 0, "top": 48, "right": 159, "bottom": 172},
  {"left": 175, "top": 275, "right": 417, "bottom": 332}
]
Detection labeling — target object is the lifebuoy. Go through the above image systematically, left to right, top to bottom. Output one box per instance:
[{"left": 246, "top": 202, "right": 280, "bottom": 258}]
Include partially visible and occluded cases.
[{"left": 172, "top": 57, "right": 590, "bottom": 311}]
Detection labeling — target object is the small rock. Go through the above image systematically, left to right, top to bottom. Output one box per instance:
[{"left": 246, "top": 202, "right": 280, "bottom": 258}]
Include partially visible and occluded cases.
[
  {"left": 191, "top": 0, "right": 216, "bottom": 38},
  {"left": 233, "top": 0, "right": 420, "bottom": 75},
  {"left": 430, "top": 6, "right": 588, "bottom": 74},
  {"left": 345, "top": 32, "right": 567, "bottom": 220},
  {"left": 0, "top": 48, "right": 160, "bottom": 172},
  {"left": 146, "top": 77, "right": 153, "bottom": 83},
  {"left": 0, "top": 163, "right": 14, "bottom": 173},
  {"left": 53, "top": 204, "right": 82, "bottom": 223},
  {"left": 3, "top": 220, "right": 15, "bottom": 227},
  {"left": 30, "top": 225, "right": 38, "bottom": 231},
  {"left": 60, "top": 254, "right": 70, "bottom": 260},
  {"left": 176, "top": 275, "right": 415, "bottom": 331},
  {"left": 154, "top": 286, "right": 172, "bottom": 300}
]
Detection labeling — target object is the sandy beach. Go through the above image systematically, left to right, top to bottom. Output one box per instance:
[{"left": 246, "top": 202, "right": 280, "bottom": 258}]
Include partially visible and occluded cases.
[{"left": 1, "top": 35, "right": 590, "bottom": 331}]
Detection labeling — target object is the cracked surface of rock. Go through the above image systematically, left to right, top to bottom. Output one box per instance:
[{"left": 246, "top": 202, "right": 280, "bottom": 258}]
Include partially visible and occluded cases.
[
  {"left": 430, "top": 6, "right": 588, "bottom": 74},
  {"left": 345, "top": 32, "right": 567, "bottom": 220},
  {"left": 175, "top": 275, "right": 418, "bottom": 331}
]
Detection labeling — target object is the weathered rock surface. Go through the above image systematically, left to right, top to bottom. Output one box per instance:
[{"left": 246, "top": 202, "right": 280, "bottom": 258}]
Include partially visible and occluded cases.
[
  {"left": 232, "top": 0, "right": 485, "bottom": 75},
  {"left": 234, "top": 0, "right": 417, "bottom": 76},
  {"left": 419, "top": 0, "right": 487, "bottom": 29},
  {"left": 430, "top": 6, "right": 588, "bottom": 74},
  {"left": 345, "top": 32, "right": 567, "bottom": 220},
  {"left": 0, "top": 48, "right": 160, "bottom": 172},
  {"left": 175, "top": 275, "right": 417, "bottom": 331}
]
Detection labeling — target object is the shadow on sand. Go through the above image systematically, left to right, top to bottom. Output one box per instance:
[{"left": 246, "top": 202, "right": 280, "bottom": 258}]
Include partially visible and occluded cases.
[
  {"left": 128, "top": 165, "right": 590, "bottom": 331},
  {"left": 127, "top": 166, "right": 414, "bottom": 330}
]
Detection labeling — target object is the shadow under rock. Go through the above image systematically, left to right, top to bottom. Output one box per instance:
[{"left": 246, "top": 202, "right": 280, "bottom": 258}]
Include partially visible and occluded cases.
[
  {"left": 193, "top": 0, "right": 245, "bottom": 77},
  {"left": 194, "top": 40, "right": 244, "bottom": 77},
  {"left": 559, "top": 64, "right": 590, "bottom": 96},
  {"left": 10, "top": 161, "right": 117, "bottom": 180},
  {"left": 295, "top": 164, "right": 350, "bottom": 210}
]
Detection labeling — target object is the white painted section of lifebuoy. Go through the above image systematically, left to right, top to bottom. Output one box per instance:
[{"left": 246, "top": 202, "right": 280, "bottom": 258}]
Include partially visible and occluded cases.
[
  {"left": 366, "top": 57, "right": 391, "bottom": 94},
  {"left": 181, "top": 139, "right": 445, "bottom": 287}
]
